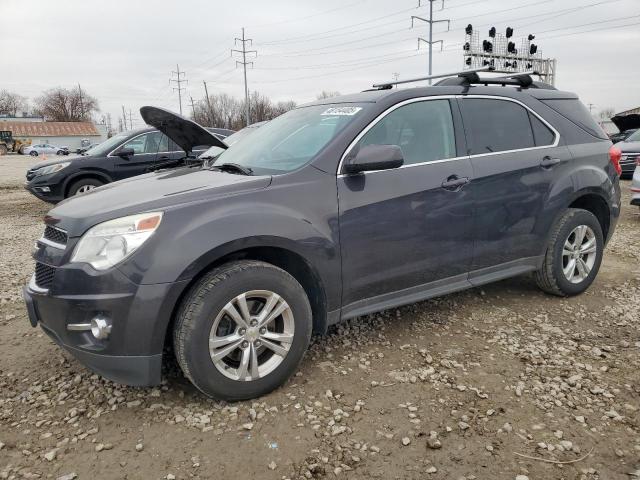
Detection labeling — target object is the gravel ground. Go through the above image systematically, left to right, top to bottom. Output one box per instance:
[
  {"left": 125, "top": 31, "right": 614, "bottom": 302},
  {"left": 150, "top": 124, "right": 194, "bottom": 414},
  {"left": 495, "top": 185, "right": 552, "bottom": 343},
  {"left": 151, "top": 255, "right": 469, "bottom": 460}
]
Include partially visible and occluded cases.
[{"left": 0, "top": 156, "right": 639, "bottom": 480}]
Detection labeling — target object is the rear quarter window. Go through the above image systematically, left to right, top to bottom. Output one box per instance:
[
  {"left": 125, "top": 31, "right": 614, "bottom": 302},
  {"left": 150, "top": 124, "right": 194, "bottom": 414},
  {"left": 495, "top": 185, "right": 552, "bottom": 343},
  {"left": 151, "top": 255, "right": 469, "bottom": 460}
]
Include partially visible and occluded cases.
[{"left": 540, "top": 99, "right": 609, "bottom": 140}]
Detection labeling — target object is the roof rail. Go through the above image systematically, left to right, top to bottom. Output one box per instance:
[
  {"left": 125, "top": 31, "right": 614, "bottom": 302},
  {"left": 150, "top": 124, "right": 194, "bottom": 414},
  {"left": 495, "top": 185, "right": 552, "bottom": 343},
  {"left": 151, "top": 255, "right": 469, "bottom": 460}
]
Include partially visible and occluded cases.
[{"left": 372, "top": 67, "right": 494, "bottom": 89}]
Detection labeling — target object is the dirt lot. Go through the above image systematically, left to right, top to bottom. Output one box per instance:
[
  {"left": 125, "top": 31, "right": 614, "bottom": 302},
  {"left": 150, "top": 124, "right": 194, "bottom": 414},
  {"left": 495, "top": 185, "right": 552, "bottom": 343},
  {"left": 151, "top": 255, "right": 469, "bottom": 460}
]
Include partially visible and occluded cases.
[{"left": 1, "top": 156, "right": 639, "bottom": 480}]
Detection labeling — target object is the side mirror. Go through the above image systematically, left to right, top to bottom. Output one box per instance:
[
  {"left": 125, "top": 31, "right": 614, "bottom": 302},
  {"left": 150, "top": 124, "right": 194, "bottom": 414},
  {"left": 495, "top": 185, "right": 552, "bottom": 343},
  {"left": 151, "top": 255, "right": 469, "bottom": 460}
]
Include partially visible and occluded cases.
[
  {"left": 343, "top": 144, "right": 404, "bottom": 174},
  {"left": 117, "top": 147, "right": 135, "bottom": 158}
]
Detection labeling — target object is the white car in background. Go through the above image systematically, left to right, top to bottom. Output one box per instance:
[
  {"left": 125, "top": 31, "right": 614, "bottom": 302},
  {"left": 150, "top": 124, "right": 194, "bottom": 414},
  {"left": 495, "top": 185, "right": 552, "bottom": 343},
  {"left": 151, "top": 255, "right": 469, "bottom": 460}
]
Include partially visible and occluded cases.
[{"left": 23, "top": 143, "right": 69, "bottom": 157}]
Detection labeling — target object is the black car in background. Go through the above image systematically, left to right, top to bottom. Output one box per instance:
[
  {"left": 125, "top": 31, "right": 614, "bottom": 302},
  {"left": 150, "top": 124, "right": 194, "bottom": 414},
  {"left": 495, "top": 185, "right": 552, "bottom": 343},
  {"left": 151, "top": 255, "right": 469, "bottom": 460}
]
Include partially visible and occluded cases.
[{"left": 24, "top": 126, "right": 231, "bottom": 203}]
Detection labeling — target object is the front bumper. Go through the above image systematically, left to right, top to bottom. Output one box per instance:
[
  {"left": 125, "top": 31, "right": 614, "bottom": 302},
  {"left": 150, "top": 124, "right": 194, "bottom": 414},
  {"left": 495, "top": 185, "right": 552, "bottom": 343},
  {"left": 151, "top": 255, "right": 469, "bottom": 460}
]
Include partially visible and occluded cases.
[
  {"left": 24, "top": 177, "right": 65, "bottom": 203},
  {"left": 23, "top": 270, "right": 188, "bottom": 386}
]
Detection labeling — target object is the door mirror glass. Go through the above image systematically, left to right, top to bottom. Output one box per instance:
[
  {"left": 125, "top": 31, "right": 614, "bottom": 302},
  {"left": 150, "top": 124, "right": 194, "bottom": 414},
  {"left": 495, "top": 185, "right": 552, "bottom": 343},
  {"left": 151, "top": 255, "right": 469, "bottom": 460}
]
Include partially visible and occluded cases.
[
  {"left": 343, "top": 144, "right": 404, "bottom": 174},
  {"left": 117, "top": 147, "right": 135, "bottom": 158}
]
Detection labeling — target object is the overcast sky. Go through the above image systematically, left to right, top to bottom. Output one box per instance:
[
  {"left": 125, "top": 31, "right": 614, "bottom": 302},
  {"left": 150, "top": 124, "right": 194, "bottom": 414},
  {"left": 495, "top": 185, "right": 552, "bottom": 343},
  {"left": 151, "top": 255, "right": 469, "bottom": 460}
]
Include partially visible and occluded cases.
[{"left": 3, "top": 0, "right": 639, "bottom": 128}]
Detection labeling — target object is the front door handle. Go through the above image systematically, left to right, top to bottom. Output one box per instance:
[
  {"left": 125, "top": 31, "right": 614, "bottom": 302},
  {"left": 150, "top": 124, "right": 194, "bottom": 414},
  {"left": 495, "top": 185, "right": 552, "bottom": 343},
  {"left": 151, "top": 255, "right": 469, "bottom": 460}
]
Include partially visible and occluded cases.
[
  {"left": 158, "top": 155, "right": 170, "bottom": 161},
  {"left": 540, "top": 156, "right": 561, "bottom": 168},
  {"left": 441, "top": 175, "right": 470, "bottom": 191}
]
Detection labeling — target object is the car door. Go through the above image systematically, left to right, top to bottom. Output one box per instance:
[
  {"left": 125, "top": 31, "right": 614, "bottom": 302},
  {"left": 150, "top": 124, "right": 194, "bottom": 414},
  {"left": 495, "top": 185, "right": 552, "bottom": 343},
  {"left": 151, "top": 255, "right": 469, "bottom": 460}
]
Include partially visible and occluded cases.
[
  {"left": 459, "top": 96, "right": 571, "bottom": 278},
  {"left": 337, "top": 98, "right": 475, "bottom": 313},
  {"left": 111, "top": 131, "right": 168, "bottom": 180}
]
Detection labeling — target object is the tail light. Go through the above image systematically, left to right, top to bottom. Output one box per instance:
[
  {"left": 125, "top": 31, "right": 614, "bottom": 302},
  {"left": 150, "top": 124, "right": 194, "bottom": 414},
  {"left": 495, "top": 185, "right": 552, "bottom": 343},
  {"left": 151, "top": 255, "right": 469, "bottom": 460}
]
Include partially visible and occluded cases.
[{"left": 609, "top": 145, "right": 622, "bottom": 176}]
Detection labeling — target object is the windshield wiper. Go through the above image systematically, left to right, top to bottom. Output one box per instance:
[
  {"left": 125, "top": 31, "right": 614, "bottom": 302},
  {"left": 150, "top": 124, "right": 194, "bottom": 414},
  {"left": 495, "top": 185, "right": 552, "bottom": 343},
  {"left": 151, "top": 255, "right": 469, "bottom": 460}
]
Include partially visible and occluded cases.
[{"left": 210, "top": 163, "right": 253, "bottom": 175}]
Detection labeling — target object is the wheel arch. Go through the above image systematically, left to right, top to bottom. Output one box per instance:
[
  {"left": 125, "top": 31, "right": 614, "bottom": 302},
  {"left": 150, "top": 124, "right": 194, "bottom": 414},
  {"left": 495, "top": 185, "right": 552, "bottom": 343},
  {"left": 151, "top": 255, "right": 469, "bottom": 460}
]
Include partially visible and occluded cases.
[
  {"left": 63, "top": 170, "right": 112, "bottom": 197},
  {"left": 567, "top": 191, "right": 611, "bottom": 241},
  {"left": 162, "top": 238, "right": 330, "bottom": 352}
]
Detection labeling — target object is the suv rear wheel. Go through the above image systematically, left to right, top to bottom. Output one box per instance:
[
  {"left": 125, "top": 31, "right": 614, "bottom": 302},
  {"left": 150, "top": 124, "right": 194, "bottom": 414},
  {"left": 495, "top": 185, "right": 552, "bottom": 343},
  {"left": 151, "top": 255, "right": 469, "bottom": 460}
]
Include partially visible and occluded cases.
[
  {"left": 535, "top": 208, "right": 604, "bottom": 296},
  {"left": 173, "top": 260, "right": 312, "bottom": 401}
]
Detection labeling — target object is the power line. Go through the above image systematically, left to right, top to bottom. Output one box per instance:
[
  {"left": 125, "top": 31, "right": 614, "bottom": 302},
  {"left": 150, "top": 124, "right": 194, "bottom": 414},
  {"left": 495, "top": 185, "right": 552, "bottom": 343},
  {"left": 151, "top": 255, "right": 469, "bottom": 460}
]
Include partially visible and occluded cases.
[
  {"left": 247, "top": 0, "right": 370, "bottom": 29},
  {"left": 412, "top": 0, "right": 451, "bottom": 84},
  {"left": 232, "top": 28, "right": 257, "bottom": 126},
  {"left": 170, "top": 64, "right": 187, "bottom": 115}
]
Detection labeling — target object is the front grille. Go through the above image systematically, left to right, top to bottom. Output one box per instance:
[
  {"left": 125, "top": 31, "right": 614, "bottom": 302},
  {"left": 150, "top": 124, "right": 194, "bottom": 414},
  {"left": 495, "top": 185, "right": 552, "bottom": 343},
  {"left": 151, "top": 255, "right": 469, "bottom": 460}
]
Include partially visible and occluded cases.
[
  {"left": 44, "top": 225, "right": 68, "bottom": 245},
  {"left": 35, "top": 262, "right": 56, "bottom": 289}
]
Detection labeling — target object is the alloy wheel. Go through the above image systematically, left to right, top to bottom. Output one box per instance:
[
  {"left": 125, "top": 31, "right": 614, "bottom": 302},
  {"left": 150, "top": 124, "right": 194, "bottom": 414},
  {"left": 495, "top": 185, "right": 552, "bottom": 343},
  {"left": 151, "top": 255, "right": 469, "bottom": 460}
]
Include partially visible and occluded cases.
[
  {"left": 77, "top": 184, "right": 96, "bottom": 194},
  {"left": 562, "top": 225, "right": 597, "bottom": 284},
  {"left": 209, "top": 290, "right": 295, "bottom": 381}
]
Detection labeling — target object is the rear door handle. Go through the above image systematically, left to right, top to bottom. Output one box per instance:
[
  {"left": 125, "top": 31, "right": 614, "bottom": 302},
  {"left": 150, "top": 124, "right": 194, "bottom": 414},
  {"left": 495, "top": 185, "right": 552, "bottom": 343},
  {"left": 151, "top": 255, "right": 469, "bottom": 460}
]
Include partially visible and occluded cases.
[
  {"left": 540, "top": 156, "right": 561, "bottom": 168},
  {"left": 441, "top": 175, "right": 470, "bottom": 191}
]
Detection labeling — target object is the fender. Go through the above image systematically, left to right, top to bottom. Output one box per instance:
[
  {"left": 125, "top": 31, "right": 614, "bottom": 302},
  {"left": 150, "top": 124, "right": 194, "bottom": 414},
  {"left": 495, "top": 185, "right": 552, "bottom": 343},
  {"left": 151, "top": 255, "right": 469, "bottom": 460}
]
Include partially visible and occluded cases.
[
  {"left": 540, "top": 162, "right": 618, "bottom": 255},
  {"left": 62, "top": 169, "right": 113, "bottom": 193}
]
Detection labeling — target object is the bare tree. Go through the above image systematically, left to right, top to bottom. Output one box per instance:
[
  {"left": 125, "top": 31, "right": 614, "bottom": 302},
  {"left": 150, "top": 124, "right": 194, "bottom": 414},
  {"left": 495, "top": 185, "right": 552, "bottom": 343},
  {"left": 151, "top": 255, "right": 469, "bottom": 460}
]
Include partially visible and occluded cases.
[
  {"left": 33, "top": 86, "right": 99, "bottom": 121},
  {"left": 0, "top": 90, "right": 28, "bottom": 116},
  {"left": 316, "top": 91, "right": 341, "bottom": 100},
  {"left": 191, "top": 92, "right": 296, "bottom": 130}
]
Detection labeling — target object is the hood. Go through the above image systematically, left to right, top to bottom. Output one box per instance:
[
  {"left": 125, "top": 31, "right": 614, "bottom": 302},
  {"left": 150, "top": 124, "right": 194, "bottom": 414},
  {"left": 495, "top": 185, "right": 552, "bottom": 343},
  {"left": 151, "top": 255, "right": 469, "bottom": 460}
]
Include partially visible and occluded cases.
[
  {"left": 140, "top": 106, "right": 227, "bottom": 153},
  {"left": 611, "top": 114, "right": 640, "bottom": 132},
  {"left": 616, "top": 140, "right": 640, "bottom": 152},
  {"left": 28, "top": 157, "right": 76, "bottom": 170},
  {"left": 47, "top": 168, "right": 271, "bottom": 236}
]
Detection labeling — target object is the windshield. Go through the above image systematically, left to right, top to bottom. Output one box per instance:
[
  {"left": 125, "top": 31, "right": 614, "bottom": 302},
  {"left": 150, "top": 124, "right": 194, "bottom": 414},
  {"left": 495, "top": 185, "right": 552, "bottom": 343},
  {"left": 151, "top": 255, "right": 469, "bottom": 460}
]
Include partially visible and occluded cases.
[
  {"left": 212, "top": 104, "right": 365, "bottom": 174},
  {"left": 626, "top": 129, "right": 640, "bottom": 142},
  {"left": 84, "top": 133, "right": 130, "bottom": 156}
]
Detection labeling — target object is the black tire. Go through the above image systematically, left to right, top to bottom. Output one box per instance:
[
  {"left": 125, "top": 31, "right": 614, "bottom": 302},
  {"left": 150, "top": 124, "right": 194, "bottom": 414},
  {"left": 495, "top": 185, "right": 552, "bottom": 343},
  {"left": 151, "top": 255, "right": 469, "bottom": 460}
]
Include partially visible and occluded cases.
[
  {"left": 30, "top": 150, "right": 38, "bottom": 156},
  {"left": 56, "top": 150, "right": 64, "bottom": 156},
  {"left": 67, "top": 178, "right": 104, "bottom": 197},
  {"left": 535, "top": 208, "right": 604, "bottom": 297},
  {"left": 173, "top": 260, "right": 312, "bottom": 401}
]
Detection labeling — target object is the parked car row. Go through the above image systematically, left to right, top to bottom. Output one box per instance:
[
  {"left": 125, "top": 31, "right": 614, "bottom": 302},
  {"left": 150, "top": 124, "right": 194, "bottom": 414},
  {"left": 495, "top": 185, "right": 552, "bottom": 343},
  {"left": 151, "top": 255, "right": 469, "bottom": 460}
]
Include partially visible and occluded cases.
[{"left": 23, "top": 70, "right": 624, "bottom": 401}]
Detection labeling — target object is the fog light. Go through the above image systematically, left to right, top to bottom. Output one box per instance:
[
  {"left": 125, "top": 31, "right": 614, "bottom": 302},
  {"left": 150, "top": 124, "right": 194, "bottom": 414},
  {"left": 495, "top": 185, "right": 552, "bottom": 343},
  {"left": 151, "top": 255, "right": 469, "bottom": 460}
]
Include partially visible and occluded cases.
[{"left": 90, "top": 315, "right": 112, "bottom": 340}]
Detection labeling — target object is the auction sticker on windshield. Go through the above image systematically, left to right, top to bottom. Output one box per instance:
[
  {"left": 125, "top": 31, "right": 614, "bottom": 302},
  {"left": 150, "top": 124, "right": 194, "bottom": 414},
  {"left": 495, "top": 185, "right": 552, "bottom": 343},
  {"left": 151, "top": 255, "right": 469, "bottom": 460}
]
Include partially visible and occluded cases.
[{"left": 321, "top": 106, "right": 363, "bottom": 116}]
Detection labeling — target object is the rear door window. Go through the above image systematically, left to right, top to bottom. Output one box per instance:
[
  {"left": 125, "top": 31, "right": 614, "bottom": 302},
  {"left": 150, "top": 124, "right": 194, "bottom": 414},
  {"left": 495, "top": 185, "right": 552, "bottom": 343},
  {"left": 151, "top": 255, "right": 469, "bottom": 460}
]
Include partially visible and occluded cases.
[
  {"left": 462, "top": 98, "right": 535, "bottom": 155},
  {"left": 528, "top": 112, "right": 556, "bottom": 146}
]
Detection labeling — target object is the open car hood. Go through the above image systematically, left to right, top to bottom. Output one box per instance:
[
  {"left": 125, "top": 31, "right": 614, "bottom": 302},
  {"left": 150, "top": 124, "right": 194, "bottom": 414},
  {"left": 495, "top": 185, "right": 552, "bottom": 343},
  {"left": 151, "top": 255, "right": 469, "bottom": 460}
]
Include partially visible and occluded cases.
[
  {"left": 140, "top": 106, "right": 227, "bottom": 153},
  {"left": 611, "top": 114, "right": 640, "bottom": 132}
]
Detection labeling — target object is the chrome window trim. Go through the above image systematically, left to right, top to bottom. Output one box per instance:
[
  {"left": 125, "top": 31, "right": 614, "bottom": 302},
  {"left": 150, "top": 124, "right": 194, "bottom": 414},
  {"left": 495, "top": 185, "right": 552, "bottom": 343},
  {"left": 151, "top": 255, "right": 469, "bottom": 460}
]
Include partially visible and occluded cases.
[{"left": 336, "top": 94, "right": 560, "bottom": 177}]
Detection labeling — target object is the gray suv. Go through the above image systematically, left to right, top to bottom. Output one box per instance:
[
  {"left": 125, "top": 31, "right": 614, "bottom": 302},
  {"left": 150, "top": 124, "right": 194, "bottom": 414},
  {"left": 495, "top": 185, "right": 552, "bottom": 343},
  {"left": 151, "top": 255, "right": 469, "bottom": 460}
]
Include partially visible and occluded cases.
[{"left": 23, "top": 70, "right": 621, "bottom": 400}]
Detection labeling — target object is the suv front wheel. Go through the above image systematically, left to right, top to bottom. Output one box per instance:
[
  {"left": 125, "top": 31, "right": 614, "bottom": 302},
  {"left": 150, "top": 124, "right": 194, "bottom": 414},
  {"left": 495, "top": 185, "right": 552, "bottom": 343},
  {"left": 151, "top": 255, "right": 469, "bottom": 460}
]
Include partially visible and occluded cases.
[
  {"left": 536, "top": 208, "right": 604, "bottom": 296},
  {"left": 173, "top": 260, "right": 312, "bottom": 401}
]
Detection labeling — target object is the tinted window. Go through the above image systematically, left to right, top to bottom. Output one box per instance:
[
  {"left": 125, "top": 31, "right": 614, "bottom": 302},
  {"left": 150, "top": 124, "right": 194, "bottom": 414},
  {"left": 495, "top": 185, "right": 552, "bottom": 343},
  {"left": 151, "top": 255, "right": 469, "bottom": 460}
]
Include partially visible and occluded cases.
[
  {"left": 357, "top": 99, "right": 456, "bottom": 165},
  {"left": 463, "top": 99, "right": 534, "bottom": 155},
  {"left": 540, "top": 99, "right": 608, "bottom": 139},
  {"left": 529, "top": 112, "right": 555, "bottom": 146},
  {"left": 121, "top": 132, "right": 168, "bottom": 154}
]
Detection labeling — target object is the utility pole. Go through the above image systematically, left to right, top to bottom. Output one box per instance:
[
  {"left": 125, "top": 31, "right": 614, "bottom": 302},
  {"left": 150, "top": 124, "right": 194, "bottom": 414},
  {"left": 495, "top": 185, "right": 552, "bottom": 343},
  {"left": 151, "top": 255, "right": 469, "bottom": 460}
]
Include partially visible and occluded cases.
[
  {"left": 411, "top": 0, "right": 450, "bottom": 84},
  {"left": 232, "top": 27, "right": 257, "bottom": 127},
  {"left": 170, "top": 64, "right": 187, "bottom": 115},
  {"left": 392, "top": 72, "right": 400, "bottom": 88},
  {"left": 203, "top": 81, "right": 214, "bottom": 124},
  {"left": 77, "top": 83, "right": 85, "bottom": 120},
  {"left": 189, "top": 96, "right": 197, "bottom": 120},
  {"left": 587, "top": 103, "right": 595, "bottom": 113},
  {"left": 121, "top": 105, "right": 128, "bottom": 130},
  {"left": 128, "top": 110, "right": 133, "bottom": 130}
]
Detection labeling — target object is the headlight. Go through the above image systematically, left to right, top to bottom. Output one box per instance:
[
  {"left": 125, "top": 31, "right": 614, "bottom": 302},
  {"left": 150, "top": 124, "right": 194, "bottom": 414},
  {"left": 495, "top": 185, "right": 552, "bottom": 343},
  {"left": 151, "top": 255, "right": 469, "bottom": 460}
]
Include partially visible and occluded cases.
[
  {"left": 33, "top": 162, "right": 70, "bottom": 176},
  {"left": 71, "top": 212, "right": 163, "bottom": 270}
]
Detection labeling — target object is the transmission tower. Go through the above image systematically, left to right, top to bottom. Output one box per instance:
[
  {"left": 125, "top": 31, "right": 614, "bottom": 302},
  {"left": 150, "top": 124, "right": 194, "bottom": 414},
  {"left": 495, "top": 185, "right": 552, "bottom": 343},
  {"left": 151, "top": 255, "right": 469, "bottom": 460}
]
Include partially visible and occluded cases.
[
  {"left": 411, "top": 0, "right": 450, "bottom": 85},
  {"left": 232, "top": 28, "right": 257, "bottom": 127},
  {"left": 170, "top": 64, "right": 187, "bottom": 115}
]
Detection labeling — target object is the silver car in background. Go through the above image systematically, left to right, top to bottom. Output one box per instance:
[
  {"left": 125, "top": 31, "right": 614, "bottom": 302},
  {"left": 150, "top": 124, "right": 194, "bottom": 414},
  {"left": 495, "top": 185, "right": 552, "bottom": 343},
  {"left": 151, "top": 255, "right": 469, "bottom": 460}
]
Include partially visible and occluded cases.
[{"left": 23, "top": 143, "right": 69, "bottom": 157}]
